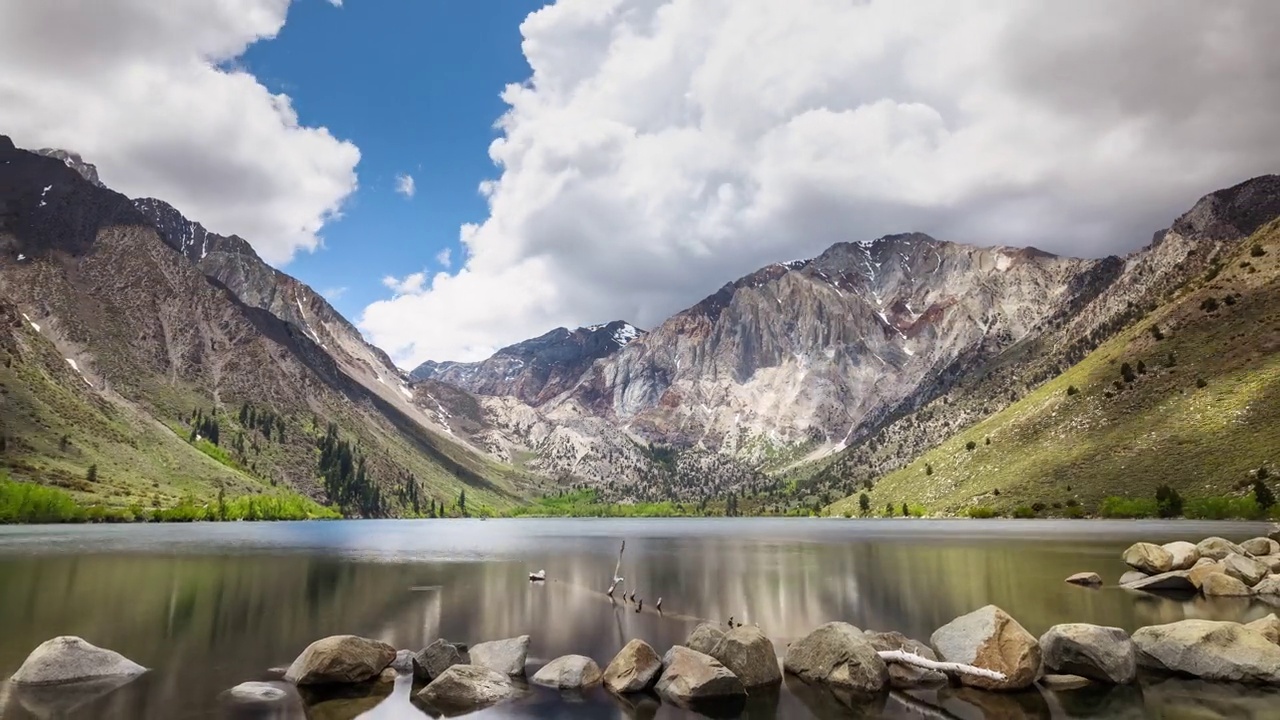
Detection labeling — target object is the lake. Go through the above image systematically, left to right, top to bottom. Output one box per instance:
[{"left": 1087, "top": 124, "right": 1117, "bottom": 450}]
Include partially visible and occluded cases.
[{"left": 1, "top": 518, "right": 1278, "bottom": 719}]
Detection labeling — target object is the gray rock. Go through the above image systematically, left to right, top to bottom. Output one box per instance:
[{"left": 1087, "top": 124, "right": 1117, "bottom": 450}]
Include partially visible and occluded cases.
[
  {"left": 1196, "top": 536, "right": 1247, "bottom": 561},
  {"left": 1241, "top": 537, "right": 1280, "bottom": 557},
  {"left": 1161, "top": 541, "right": 1200, "bottom": 570},
  {"left": 1123, "top": 542, "right": 1173, "bottom": 574},
  {"left": 1223, "top": 553, "right": 1269, "bottom": 586},
  {"left": 1193, "top": 556, "right": 1217, "bottom": 568},
  {"left": 1122, "top": 570, "right": 1195, "bottom": 593},
  {"left": 1119, "top": 571, "right": 1148, "bottom": 585},
  {"left": 1066, "top": 572, "right": 1102, "bottom": 587},
  {"left": 1201, "top": 572, "right": 1253, "bottom": 597},
  {"left": 1254, "top": 576, "right": 1280, "bottom": 596},
  {"left": 930, "top": 605, "right": 1042, "bottom": 691},
  {"left": 1244, "top": 614, "right": 1280, "bottom": 644},
  {"left": 1132, "top": 620, "right": 1280, "bottom": 683},
  {"left": 782, "top": 621, "right": 888, "bottom": 694},
  {"left": 686, "top": 623, "right": 727, "bottom": 655},
  {"left": 1038, "top": 624, "right": 1137, "bottom": 684},
  {"left": 708, "top": 625, "right": 781, "bottom": 688},
  {"left": 863, "top": 630, "right": 946, "bottom": 688},
  {"left": 283, "top": 635, "right": 395, "bottom": 685},
  {"left": 469, "top": 635, "right": 529, "bottom": 676},
  {"left": 10, "top": 636, "right": 147, "bottom": 686},
  {"left": 602, "top": 638, "right": 663, "bottom": 694},
  {"left": 415, "top": 639, "right": 470, "bottom": 682},
  {"left": 655, "top": 646, "right": 746, "bottom": 704},
  {"left": 389, "top": 649, "right": 419, "bottom": 675},
  {"left": 531, "top": 654, "right": 602, "bottom": 689},
  {"left": 417, "top": 664, "right": 521, "bottom": 714},
  {"left": 1040, "top": 674, "right": 1092, "bottom": 690},
  {"left": 223, "top": 681, "right": 290, "bottom": 703}
]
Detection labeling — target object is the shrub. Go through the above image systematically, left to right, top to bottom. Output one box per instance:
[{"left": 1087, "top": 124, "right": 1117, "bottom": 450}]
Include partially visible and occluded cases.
[
  {"left": 1252, "top": 244, "right": 1267, "bottom": 257},
  {"left": 1200, "top": 297, "right": 1219, "bottom": 313},
  {"left": 1150, "top": 325, "right": 1165, "bottom": 341},
  {"left": 1137, "top": 360, "right": 1147, "bottom": 375},
  {"left": 1121, "top": 362, "right": 1136, "bottom": 383},
  {"left": 1196, "top": 377, "right": 1208, "bottom": 389},
  {"left": 1066, "top": 385, "right": 1079, "bottom": 396},
  {"left": 985, "top": 437, "right": 991, "bottom": 446},
  {"left": 965, "top": 440, "right": 977, "bottom": 451},
  {"left": 925, "top": 463, "right": 933, "bottom": 476},
  {"left": 85, "top": 464, "right": 97, "bottom": 483},
  {"left": 1260, "top": 466, "right": 1272, "bottom": 481},
  {"left": 1254, "top": 479, "right": 1277, "bottom": 512},
  {"left": 1155, "top": 484, "right": 1184, "bottom": 518},
  {"left": 992, "top": 488, "right": 1001, "bottom": 496},
  {"left": 858, "top": 493, "right": 870, "bottom": 515},
  {"left": 1184, "top": 496, "right": 1262, "bottom": 520},
  {"left": 1099, "top": 497, "right": 1158, "bottom": 519},
  {"left": 1065, "top": 498, "right": 1079, "bottom": 507},
  {"left": 884, "top": 502, "right": 894, "bottom": 517},
  {"left": 901, "top": 502, "right": 909, "bottom": 517},
  {"left": 1031, "top": 502, "right": 1047, "bottom": 513},
  {"left": 967, "top": 506, "right": 997, "bottom": 519},
  {"left": 1012, "top": 506, "right": 1036, "bottom": 519}
]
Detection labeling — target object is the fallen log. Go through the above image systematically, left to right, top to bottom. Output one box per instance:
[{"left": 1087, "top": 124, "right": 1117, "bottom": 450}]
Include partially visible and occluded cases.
[{"left": 876, "top": 650, "right": 1007, "bottom": 681}]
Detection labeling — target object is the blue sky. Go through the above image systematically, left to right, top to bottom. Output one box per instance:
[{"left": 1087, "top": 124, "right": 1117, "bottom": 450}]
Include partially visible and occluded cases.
[{"left": 239, "top": 0, "right": 545, "bottom": 320}]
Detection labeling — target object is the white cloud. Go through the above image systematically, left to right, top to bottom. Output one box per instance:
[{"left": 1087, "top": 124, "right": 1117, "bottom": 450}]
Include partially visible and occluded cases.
[
  {"left": 0, "top": 0, "right": 359, "bottom": 266},
  {"left": 328, "top": 0, "right": 343, "bottom": 6},
  {"left": 359, "top": 0, "right": 1280, "bottom": 367},
  {"left": 395, "top": 173, "right": 416, "bottom": 198},
  {"left": 435, "top": 247, "right": 452, "bottom": 268},
  {"left": 382, "top": 272, "right": 428, "bottom": 296},
  {"left": 321, "top": 286, "right": 348, "bottom": 300}
]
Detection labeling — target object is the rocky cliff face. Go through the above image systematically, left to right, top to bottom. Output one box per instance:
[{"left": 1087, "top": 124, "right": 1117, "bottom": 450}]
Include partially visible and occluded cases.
[
  {"left": 0, "top": 135, "right": 531, "bottom": 515},
  {"left": 411, "top": 320, "right": 643, "bottom": 406}
]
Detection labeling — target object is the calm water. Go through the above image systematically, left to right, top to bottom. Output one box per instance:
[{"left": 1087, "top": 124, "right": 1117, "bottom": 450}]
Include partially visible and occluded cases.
[{"left": 1, "top": 518, "right": 1279, "bottom": 720}]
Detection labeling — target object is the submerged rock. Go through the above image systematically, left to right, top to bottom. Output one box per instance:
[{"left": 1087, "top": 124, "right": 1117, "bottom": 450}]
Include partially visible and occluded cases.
[
  {"left": 1161, "top": 541, "right": 1200, "bottom": 570},
  {"left": 1123, "top": 543, "right": 1173, "bottom": 574},
  {"left": 1122, "top": 570, "right": 1195, "bottom": 593},
  {"left": 1119, "top": 571, "right": 1148, "bottom": 585},
  {"left": 1066, "top": 572, "right": 1103, "bottom": 587},
  {"left": 930, "top": 605, "right": 1042, "bottom": 691},
  {"left": 1132, "top": 620, "right": 1280, "bottom": 683},
  {"left": 782, "top": 621, "right": 888, "bottom": 694},
  {"left": 686, "top": 623, "right": 726, "bottom": 655},
  {"left": 1039, "top": 624, "right": 1137, "bottom": 684},
  {"left": 708, "top": 625, "right": 782, "bottom": 688},
  {"left": 863, "top": 630, "right": 946, "bottom": 688},
  {"left": 283, "top": 635, "right": 395, "bottom": 685},
  {"left": 469, "top": 635, "right": 529, "bottom": 676},
  {"left": 10, "top": 636, "right": 147, "bottom": 686},
  {"left": 602, "top": 638, "right": 663, "bottom": 694},
  {"left": 415, "top": 639, "right": 469, "bottom": 682},
  {"left": 656, "top": 646, "right": 746, "bottom": 704},
  {"left": 531, "top": 654, "right": 602, "bottom": 689},
  {"left": 417, "top": 664, "right": 521, "bottom": 714},
  {"left": 1039, "top": 674, "right": 1092, "bottom": 690},
  {"left": 219, "top": 680, "right": 306, "bottom": 717}
]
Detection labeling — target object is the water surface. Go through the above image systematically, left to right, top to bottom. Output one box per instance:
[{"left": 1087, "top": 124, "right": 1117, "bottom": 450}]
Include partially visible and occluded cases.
[{"left": 1, "top": 518, "right": 1278, "bottom": 719}]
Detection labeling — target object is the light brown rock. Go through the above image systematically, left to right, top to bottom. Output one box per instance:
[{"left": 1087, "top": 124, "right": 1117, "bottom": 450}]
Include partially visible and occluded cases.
[
  {"left": 1196, "top": 537, "right": 1247, "bottom": 561},
  {"left": 1241, "top": 537, "right": 1280, "bottom": 557},
  {"left": 1161, "top": 541, "right": 1200, "bottom": 570},
  {"left": 1123, "top": 542, "right": 1173, "bottom": 574},
  {"left": 1223, "top": 553, "right": 1270, "bottom": 587},
  {"left": 1188, "top": 562, "right": 1225, "bottom": 589},
  {"left": 1122, "top": 570, "right": 1194, "bottom": 593},
  {"left": 1119, "top": 571, "right": 1148, "bottom": 585},
  {"left": 1066, "top": 572, "right": 1102, "bottom": 587},
  {"left": 1201, "top": 572, "right": 1253, "bottom": 597},
  {"left": 1254, "top": 576, "right": 1280, "bottom": 596},
  {"left": 930, "top": 605, "right": 1042, "bottom": 691},
  {"left": 1244, "top": 614, "right": 1280, "bottom": 644},
  {"left": 1133, "top": 620, "right": 1280, "bottom": 683},
  {"left": 783, "top": 621, "right": 888, "bottom": 694},
  {"left": 686, "top": 623, "right": 726, "bottom": 655},
  {"left": 707, "top": 625, "right": 781, "bottom": 688},
  {"left": 283, "top": 635, "right": 395, "bottom": 685},
  {"left": 602, "top": 639, "right": 662, "bottom": 694},
  {"left": 655, "top": 646, "right": 746, "bottom": 704},
  {"left": 531, "top": 654, "right": 602, "bottom": 689},
  {"left": 417, "top": 664, "right": 520, "bottom": 714}
]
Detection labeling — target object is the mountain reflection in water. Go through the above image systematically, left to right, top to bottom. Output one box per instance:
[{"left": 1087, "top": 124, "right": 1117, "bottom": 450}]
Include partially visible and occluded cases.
[{"left": 1, "top": 518, "right": 1279, "bottom": 719}]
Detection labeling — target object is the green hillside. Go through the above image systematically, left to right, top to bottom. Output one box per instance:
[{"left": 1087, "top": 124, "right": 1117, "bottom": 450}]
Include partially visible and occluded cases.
[{"left": 829, "top": 219, "right": 1280, "bottom": 518}]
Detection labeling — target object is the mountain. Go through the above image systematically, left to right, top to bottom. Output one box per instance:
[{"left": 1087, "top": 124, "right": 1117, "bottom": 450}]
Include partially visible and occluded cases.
[
  {"left": 0, "top": 135, "right": 535, "bottom": 517},
  {"left": 827, "top": 208, "right": 1280, "bottom": 516},
  {"left": 410, "top": 320, "right": 643, "bottom": 405}
]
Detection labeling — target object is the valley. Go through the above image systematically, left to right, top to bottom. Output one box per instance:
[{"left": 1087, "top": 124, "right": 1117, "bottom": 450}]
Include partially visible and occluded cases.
[{"left": 1, "top": 134, "right": 1278, "bottom": 521}]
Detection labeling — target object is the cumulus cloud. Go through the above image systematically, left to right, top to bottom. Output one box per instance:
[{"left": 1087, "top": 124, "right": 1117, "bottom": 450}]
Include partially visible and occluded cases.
[
  {"left": 0, "top": 0, "right": 359, "bottom": 266},
  {"left": 357, "top": 0, "right": 1280, "bottom": 367},
  {"left": 395, "top": 173, "right": 416, "bottom": 198},
  {"left": 435, "top": 247, "right": 452, "bottom": 268},
  {"left": 382, "top": 272, "right": 428, "bottom": 296}
]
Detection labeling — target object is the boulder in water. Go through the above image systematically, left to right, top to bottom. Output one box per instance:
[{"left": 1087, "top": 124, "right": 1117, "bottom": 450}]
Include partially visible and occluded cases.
[
  {"left": 1196, "top": 537, "right": 1246, "bottom": 561},
  {"left": 1241, "top": 537, "right": 1280, "bottom": 557},
  {"left": 1161, "top": 541, "right": 1200, "bottom": 570},
  {"left": 1122, "top": 542, "right": 1173, "bottom": 574},
  {"left": 1223, "top": 553, "right": 1269, "bottom": 586},
  {"left": 1188, "top": 561, "right": 1226, "bottom": 589},
  {"left": 1119, "top": 570, "right": 1148, "bottom": 585},
  {"left": 1122, "top": 570, "right": 1194, "bottom": 593},
  {"left": 1065, "top": 572, "right": 1103, "bottom": 587},
  {"left": 1201, "top": 572, "right": 1253, "bottom": 597},
  {"left": 1254, "top": 575, "right": 1280, "bottom": 596},
  {"left": 930, "top": 605, "right": 1042, "bottom": 691},
  {"left": 1244, "top": 614, "right": 1280, "bottom": 644},
  {"left": 1132, "top": 620, "right": 1280, "bottom": 683},
  {"left": 782, "top": 621, "right": 888, "bottom": 694},
  {"left": 686, "top": 623, "right": 727, "bottom": 655},
  {"left": 1038, "top": 624, "right": 1136, "bottom": 684},
  {"left": 708, "top": 625, "right": 782, "bottom": 688},
  {"left": 863, "top": 630, "right": 946, "bottom": 688},
  {"left": 283, "top": 635, "right": 395, "bottom": 685},
  {"left": 469, "top": 635, "right": 529, "bottom": 676},
  {"left": 10, "top": 636, "right": 147, "bottom": 686},
  {"left": 602, "top": 638, "right": 663, "bottom": 694},
  {"left": 415, "top": 639, "right": 469, "bottom": 682},
  {"left": 655, "top": 646, "right": 746, "bottom": 704},
  {"left": 531, "top": 654, "right": 602, "bottom": 689},
  {"left": 417, "top": 664, "right": 521, "bottom": 714}
]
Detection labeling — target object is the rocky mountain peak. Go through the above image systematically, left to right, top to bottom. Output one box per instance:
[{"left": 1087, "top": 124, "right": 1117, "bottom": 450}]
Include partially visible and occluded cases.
[
  {"left": 35, "top": 148, "right": 104, "bottom": 188},
  {"left": 1171, "top": 174, "right": 1280, "bottom": 243},
  {"left": 133, "top": 197, "right": 257, "bottom": 263}
]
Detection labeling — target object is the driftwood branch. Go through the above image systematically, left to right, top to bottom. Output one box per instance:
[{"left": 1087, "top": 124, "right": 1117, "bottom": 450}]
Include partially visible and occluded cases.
[{"left": 876, "top": 650, "right": 1007, "bottom": 681}]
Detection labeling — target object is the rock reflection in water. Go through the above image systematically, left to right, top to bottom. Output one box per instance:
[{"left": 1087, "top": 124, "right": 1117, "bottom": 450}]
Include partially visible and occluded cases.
[{"left": 0, "top": 518, "right": 1276, "bottom": 719}]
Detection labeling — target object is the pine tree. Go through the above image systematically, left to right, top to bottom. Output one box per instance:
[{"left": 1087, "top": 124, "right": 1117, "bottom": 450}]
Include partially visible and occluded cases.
[
  {"left": 86, "top": 464, "right": 98, "bottom": 483},
  {"left": 459, "top": 489, "right": 467, "bottom": 516},
  {"left": 859, "top": 493, "right": 870, "bottom": 515}
]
